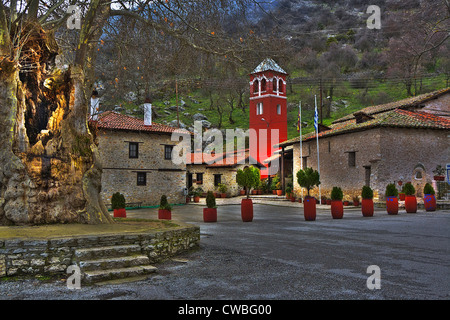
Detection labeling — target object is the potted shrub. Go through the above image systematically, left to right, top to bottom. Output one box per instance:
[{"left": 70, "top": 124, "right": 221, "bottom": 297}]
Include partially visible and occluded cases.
[
  {"left": 433, "top": 165, "right": 445, "bottom": 181},
  {"left": 236, "top": 166, "right": 260, "bottom": 222},
  {"left": 297, "top": 168, "right": 320, "bottom": 221},
  {"left": 271, "top": 175, "right": 280, "bottom": 195},
  {"left": 257, "top": 180, "right": 263, "bottom": 195},
  {"left": 276, "top": 181, "right": 282, "bottom": 196},
  {"left": 403, "top": 182, "right": 417, "bottom": 213},
  {"left": 218, "top": 183, "right": 228, "bottom": 198},
  {"left": 385, "top": 183, "right": 399, "bottom": 215},
  {"left": 423, "top": 183, "right": 436, "bottom": 212},
  {"left": 285, "top": 186, "right": 292, "bottom": 199},
  {"left": 361, "top": 186, "right": 374, "bottom": 217},
  {"left": 193, "top": 187, "right": 202, "bottom": 203},
  {"left": 330, "top": 187, "right": 344, "bottom": 219},
  {"left": 203, "top": 191, "right": 217, "bottom": 222},
  {"left": 111, "top": 192, "right": 126, "bottom": 218},
  {"left": 158, "top": 195, "right": 172, "bottom": 220},
  {"left": 353, "top": 196, "right": 360, "bottom": 207},
  {"left": 326, "top": 198, "right": 331, "bottom": 205},
  {"left": 343, "top": 199, "right": 350, "bottom": 206}
]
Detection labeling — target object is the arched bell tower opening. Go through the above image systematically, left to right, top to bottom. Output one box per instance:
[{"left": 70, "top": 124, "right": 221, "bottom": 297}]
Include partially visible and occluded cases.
[{"left": 249, "top": 58, "right": 288, "bottom": 179}]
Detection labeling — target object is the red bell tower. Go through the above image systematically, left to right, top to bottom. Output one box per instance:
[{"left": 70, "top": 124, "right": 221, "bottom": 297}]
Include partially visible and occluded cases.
[{"left": 249, "top": 58, "right": 288, "bottom": 178}]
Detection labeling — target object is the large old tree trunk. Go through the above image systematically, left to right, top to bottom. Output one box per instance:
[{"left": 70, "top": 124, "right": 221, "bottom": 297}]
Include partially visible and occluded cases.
[{"left": 0, "top": 1, "right": 113, "bottom": 225}]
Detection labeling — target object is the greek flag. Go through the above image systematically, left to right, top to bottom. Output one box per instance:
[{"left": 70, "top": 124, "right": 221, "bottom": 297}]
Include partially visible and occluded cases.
[{"left": 314, "top": 104, "right": 319, "bottom": 132}]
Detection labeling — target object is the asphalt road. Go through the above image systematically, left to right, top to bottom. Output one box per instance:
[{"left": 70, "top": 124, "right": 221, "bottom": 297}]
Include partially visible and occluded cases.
[{"left": 0, "top": 202, "right": 449, "bottom": 301}]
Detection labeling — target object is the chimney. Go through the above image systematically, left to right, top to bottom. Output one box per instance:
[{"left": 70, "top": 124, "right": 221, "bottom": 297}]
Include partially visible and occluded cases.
[{"left": 144, "top": 96, "right": 152, "bottom": 126}]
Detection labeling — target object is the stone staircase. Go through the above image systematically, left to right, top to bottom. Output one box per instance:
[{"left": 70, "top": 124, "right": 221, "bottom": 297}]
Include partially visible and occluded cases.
[{"left": 74, "top": 244, "right": 157, "bottom": 284}]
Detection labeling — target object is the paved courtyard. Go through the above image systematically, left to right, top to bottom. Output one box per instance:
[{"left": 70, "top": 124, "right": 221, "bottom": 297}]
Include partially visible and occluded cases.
[{"left": 0, "top": 199, "right": 449, "bottom": 300}]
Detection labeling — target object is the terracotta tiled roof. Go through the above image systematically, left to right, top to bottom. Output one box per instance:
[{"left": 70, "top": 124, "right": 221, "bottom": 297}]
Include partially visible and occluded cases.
[
  {"left": 333, "top": 87, "right": 450, "bottom": 124},
  {"left": 277, "top": 108, "right": 450, "bottom": 147},
  {"left": 96, "top": 111, "right": 191, "bottom": 135},
  {"left": 187, "top": 149, "right": 265, "bottom": 168}
]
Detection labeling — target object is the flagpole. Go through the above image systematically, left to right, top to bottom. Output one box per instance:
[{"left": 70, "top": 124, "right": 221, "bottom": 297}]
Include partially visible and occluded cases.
[
  {"left": 314, "top": 95, "right": 321, "bottom": 204},
  {"left": 299, "top": 101, "right": 303, "bottom": 200}
]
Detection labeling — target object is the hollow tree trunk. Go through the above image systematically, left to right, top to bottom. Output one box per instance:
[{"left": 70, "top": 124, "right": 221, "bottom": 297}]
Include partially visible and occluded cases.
[{"left": 0, "top": 2, "right": 113, "bottom": 225}]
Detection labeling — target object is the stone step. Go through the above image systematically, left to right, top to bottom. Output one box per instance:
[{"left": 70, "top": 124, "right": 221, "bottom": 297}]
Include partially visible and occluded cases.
[
  {"left": 74, "top": 244, "right": 142, "bottom": 261},
  {"left": 78, "top": 255, "right": 150, "bottom": 272},
  {"left": 83, "top": 265, "right": 157, "bottom": 284}
]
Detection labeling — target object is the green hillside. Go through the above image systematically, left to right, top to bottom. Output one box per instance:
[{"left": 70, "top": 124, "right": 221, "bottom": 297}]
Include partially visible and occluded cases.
[{"left": 113, "top": 74, "right": 448, "bottom": 141}]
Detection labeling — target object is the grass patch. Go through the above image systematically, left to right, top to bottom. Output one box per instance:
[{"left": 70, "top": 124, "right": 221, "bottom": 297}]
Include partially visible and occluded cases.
[{"left": 0, "top": 219, "right": 181, "bottom": 240}]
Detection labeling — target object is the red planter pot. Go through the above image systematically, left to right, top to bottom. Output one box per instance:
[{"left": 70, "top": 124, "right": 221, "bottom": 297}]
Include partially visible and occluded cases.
[
  {"left": 240, "top": 190, "right": 246, "bottom": 196},
  {"left": 251, "top": 190, "right": 258, "bottom": 195},
  {"left": 272, "top": 190, "right": 277, "bottom": 195},
  {"left": 276, "top": 190, "right": 283, "bottom": 196},
  {"left": 221, "top": 193, "right": 227, "bottom": 198},
  {"left": 399, "top": 193, "right": 406, "bottom": 201},
  {"left": 424, "top": 194, "right": 436, "bottom": 212},
  {"left": 405, "top": 195, "right": 417, "bottom": 213},
  {"left": 186, "top": 196, "right": 191, "bottom": 204},
  {"left": 194, "top": 196, "right": 200, "bottom": 203},
  {"left": 303, "top": 196, "right": 316, "bottom": 221},
  {"left": 290, "top": 197, "right": 296, "bottom": 202},
  {"left": 386, "top": 197, "right": 398, "bottom": 215},
  {"left": 298, "top": 198, "right": 302, "bottom": 203},
  {"left": 241, "top": 199, "right": 253, "bottom": 222},
  {"left": 321, "top": 199, "right": 327, "bottom": 205},
  {"left": 326, "top": 199, "right": 332, "bottom": 205},
  {"left": 361, "top": 199, "right": 374, "bottom": 217},
  {"left": 331, "top": 200, "right": 343, "bottom": 219},
  {"left": 343, "top": 201, "right": 350, "bottom": 206},
  {"left": 353, "top": 201, "right": 360, "bottom": 207},
  {"left": 113, "top": 208, "right": 126, "bottom": 218},
  {"left": 203, "top": 208, "right": 217, "bottom": 222},
  {"left": 158, "top": 209, "right": 171, "bottom": 220}
]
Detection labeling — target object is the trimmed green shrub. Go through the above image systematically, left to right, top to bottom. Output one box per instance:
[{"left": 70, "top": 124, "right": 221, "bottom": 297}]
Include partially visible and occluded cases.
[
  {"left": 236, "top": 166, "right": 260, "bottom": 199},
  {"left": 296, "top": 167, "right": 320, "bottom": 197},
  {"left": 402, "top": 182, "right": 415, "bottom": 196},
  {"left": 385, "top": 183, "right": 398, "bottom": 197},
  {"left": 423, "top": 183, "right": 435, "bottom": 195},
  {"left": 361, "top": 186, "right": 374, "bottom": 199},
  {"left": 330, "top": 187, "right": 343, "bottom": 200},
  {"left": 206, "top": 191, "right": 216, "bottom": 208},
  {"left": 111, "top": 192, "right": 125, "bottom": 209},
  {"left": 159, "top": 195, "right": 172, "bottom": 211}
]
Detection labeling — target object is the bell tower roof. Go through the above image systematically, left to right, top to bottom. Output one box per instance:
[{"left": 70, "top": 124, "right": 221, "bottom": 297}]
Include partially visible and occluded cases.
[{"left": 252, "top": 58, "right": 287, "bottom": 75}]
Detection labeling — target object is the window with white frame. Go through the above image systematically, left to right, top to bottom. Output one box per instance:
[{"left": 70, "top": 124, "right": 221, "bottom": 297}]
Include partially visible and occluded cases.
[{"left": 256, "top": 102, "right": 263, "bottom": 115}]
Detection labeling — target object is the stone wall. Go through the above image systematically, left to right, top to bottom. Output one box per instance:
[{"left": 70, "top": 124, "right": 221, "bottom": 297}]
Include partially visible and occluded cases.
[
  {"left": 292, "top": 127, "right": 448, "bottom": 201},
  {"left": 377, "top": 127, "right": 448, "bottom": 199},
  {"left": 292, "top": 128, "right": 382, "bottom": 201},
  {"left": 98, "top": 130, "right": 186, "bottom": 206},
  {"left": 187, "top": 164, "right": 247, "bottom": 197},
  {"left": 0, "top": 226, "right": 199, "bottom": 278}
]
